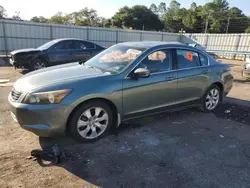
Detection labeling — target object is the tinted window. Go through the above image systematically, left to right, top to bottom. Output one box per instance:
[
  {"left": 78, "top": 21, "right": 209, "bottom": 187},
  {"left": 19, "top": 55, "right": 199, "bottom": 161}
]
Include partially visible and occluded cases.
[
  {"left": 53, "top": 41, "right": 73, "bottom": 50},
  {"left": 74, "top": 41, "right": 95, "bottom": 49},
  {"left": 139, "top": 50, "right": 172, "bottom": 73},
  {"left": 177, "top": 50, "right": 200, "bottom": 69},
  {"left": 199, "top": 53, "right": 208, "bottom": 66}
]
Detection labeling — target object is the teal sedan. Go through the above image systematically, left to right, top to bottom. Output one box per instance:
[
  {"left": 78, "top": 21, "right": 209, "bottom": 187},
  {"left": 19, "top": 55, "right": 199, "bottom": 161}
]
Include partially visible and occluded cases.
[{"left": 8, "top": 42, "right": 233, "bottom": 142}]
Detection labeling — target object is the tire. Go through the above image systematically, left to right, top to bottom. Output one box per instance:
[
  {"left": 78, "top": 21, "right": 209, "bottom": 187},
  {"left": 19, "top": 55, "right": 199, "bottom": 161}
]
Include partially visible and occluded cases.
[
  {"left": 31, "top": 59, "right": 47, "bottom": 71},
  {"left": 199, "top": 84, "right": 221, "bottom": 112},
  {"left": 68, "top": 101, "right": 113, "bottom": 142}
]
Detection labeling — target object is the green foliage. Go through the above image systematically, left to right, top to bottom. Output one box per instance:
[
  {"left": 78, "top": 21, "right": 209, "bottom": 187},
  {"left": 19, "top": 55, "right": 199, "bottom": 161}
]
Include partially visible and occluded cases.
[
  {"left": 2, "top": 1, "right": 250, "bottom": 33},
  {"left": 0, "top": 5, "right": 7, "bottom": 19},
  {"left": 112, "top": 5, "right": 163, "bottom": 30},
  {"left": 30, "top": 16, "right": 48, "bottom": 23},
  {"left": 245, "top": 26, "right": 250, "bottom": 33}
]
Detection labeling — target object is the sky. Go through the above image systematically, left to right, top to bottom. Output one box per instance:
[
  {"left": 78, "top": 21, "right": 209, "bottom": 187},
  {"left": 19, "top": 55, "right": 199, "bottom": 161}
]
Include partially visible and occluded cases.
[{"left": 1, "top": 0, "right": 250, "bottom": 20}]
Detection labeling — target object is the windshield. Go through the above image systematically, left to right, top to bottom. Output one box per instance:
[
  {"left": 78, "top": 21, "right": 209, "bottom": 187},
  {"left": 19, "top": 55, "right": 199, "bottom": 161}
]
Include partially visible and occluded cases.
[
  {"left": 37, "top": 40, "right": 57, "bottom": 50},
  {"left": 84, "top": 44, "right": 146, "bottom": 73}
]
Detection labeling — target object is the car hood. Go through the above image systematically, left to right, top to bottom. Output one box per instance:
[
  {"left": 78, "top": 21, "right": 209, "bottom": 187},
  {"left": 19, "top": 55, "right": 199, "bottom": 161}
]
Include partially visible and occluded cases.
[
  {"left": 10, "top": 48, "right": 41, "bottom": 55},
  {"left": 14, "top": 63, "right": 106, "bottom": 92}
]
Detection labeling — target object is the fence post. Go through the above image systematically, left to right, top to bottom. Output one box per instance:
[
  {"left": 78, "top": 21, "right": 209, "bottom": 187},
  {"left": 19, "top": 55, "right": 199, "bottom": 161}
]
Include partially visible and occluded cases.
[
  {"left": 2, "top": 21, "right": 8, "bottom": 56},
  {"left": 50, "top": 25, "right": 53, "bottom": 40},
  {"left": 86, "top": 27, "right": 89, "bottom": 41},
  {"left": 116, "top": 30, "right": 118, "bottom": 44},
  {"left": 140, "top": 31, "right": 143, "bottom": 41},
  {"left": 161, "top": 32, "right": 164, "bottom": 41},
  {"left": 204, "top": 34, "right": 209, "bottom": 49},
  {"left": 234, "top": 34, "right": 241, "bottom": 60}
]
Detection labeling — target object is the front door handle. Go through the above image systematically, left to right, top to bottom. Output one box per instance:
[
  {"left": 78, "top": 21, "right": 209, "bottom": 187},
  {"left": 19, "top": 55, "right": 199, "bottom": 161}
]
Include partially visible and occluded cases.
[
  {"left": 202, "top": 70, "right": 209, "bottom": 74},
  {"left": 165, "top": 76, "right": 175, "bottom": 81}
]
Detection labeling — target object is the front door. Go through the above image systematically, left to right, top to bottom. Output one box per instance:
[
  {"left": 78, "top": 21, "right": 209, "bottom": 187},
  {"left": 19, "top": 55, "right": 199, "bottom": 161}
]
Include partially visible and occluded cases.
[
  {"left": 47, "top": 40, "right": 73, "bottom": 65},
  {"left": 122, "top": 49, "right": 178, "bottom": 118},
  {"left": 175, "top": 49, "right": 210, "bottom": 103}
]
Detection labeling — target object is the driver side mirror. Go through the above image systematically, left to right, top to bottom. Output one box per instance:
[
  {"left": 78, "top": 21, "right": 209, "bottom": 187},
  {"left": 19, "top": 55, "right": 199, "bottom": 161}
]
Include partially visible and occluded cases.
[{"left": 133, "top": 68, "right": 150, "bottom": 78}]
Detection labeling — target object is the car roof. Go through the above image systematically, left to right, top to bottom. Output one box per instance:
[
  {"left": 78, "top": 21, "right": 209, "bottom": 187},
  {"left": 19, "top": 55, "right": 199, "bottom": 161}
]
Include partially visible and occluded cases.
[
  {"left": 51, "top": 38, "right": 89, "bottom": 43},
  {"left": 120, "top": 41, "right": 185, "bottom": 49}
]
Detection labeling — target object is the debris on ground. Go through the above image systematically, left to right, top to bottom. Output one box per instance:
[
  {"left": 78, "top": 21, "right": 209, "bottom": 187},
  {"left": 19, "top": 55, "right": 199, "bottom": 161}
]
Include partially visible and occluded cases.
[
  {"left": 0, "top": 78, "right": 10, "bottom": 83},
  {"left": 225, "top": 110, "right": 231, "bottom": 114},
  {"left": 172, "top": 121, "right": 185, "bottom": 124},
  {"left": 220, "top": 134, "right": 225, "bottom": 138},
  {"left": 30, "top": 144, "right": 64, "bottom": 165},
  {"left": 26, "top": 156, "right": 33, "bottom": 160}
]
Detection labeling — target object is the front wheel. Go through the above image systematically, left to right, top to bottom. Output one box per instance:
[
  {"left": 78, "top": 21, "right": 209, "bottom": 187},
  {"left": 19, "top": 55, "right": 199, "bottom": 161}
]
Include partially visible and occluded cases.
[
  {"left": 31, "top": 59, "right": 47, "bottom": 71},
  {"left": 200, "top": 85, "right": 221, "bottom": 112},
  {"left": 68, "top": 101, "right": 113, "bottom": 142}
]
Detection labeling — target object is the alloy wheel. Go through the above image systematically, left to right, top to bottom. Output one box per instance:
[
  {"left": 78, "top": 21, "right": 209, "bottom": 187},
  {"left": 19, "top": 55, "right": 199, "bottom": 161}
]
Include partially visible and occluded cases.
[
  {"left": 34, "top": 61, "right": 46, "bottom": 70},
  {"left": 205, "top": 88, "right": 220, "bottom": 110},
  {"left": 77, "top": 107, "right": 109, "bottom": 139}
]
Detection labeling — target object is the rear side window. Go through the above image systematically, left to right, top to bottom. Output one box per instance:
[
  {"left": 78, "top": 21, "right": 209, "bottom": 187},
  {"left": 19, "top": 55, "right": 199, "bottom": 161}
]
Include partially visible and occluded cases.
[
  {"left": 177, "top": 50, "right": 200, "bottom": 69},
  {"left": 199, "top": 54, "right": 208, "bottom": 66}
]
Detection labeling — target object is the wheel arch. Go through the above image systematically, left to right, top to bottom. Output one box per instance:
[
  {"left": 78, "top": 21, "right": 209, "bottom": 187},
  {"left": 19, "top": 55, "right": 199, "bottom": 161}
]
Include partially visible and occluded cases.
[{"left": 66, "top": 97, "right": 120, "bottom": 133}]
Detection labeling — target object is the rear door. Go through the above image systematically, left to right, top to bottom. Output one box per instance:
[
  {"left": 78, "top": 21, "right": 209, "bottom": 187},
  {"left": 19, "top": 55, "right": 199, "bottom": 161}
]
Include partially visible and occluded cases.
[
  {"left": 47, "top": 40, "right": 74, "bottom": 65},
  {"left": 72, "top": 41, "right": 96, "bottom": 62},
  {"left": 175, "top": 49, "right": 210, "bottom": 103}
]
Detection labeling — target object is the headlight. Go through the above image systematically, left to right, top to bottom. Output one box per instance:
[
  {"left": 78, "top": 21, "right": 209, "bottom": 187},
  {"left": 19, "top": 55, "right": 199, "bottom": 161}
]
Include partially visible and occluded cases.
[{"left": 22, "top": 89, "right": 72, "bottom": 104}]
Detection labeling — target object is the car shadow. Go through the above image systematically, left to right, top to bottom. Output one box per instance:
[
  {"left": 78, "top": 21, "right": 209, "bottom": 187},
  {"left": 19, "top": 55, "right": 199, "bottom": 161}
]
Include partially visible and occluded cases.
[
  {"left": 233, "top": 79, "right": 250, "bottom": 84},
  {"left": 35, "top": 98, "right": 250, "bottom": 187},
  {"left": 36, "top": 109, "right": 195, "bottom": 187}
]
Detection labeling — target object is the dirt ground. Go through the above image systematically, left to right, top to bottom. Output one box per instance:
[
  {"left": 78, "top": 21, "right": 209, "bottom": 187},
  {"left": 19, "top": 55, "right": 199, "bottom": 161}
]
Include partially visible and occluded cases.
[{"left": 1, "top": 59, "right": 250, "bottom": 188}]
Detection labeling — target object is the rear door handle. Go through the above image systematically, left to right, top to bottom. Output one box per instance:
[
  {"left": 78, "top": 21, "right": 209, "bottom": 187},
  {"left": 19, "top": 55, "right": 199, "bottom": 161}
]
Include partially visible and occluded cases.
[{"left": 165, "top": 76, "right": 175, "bottom": 81}]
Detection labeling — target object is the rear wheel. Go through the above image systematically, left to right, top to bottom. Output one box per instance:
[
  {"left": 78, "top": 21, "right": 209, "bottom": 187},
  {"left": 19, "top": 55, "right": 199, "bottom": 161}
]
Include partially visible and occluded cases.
[
  {"left": 32, "top": 59, "right": 47, "bottom": 70},
  {"left": 200, "top": 85, "right": 221, "bottom": 112},
  {"left": 69, "top": 101, "right": 113, "bottom": 142}
]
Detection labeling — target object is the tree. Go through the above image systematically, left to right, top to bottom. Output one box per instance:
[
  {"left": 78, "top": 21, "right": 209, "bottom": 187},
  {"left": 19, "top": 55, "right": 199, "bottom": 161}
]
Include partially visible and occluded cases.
[
  {"left": 202, "top": 0, "right": 229, "bottom": 33},
  {"left": 158, "top": 2, "right": 167, "bottom": 15},
  {"left": 190, "top": 2, "right": 197, "bottom": 10},
  {"left": 149, "top": 3, "right": 158, "bottom": 14},
  {"left": 0, "top": 5, "right": 7, "bottom": 19},
  {"left": 112, "top": 5, "right": 163, "bottom": 30},
  {"left": 227, "top": 7, "right": 249, "bottom": 33},
  {"left": 68, "top": 8, "right": 102, "bottom": 26},
  {"left": 12, "top": 11, "right": 21, "bottom": 20},
  {"left": 48, "top": 12, "right": 70, "bottom": 24},
  {"left": 30, "top": 16, "right": 48, "bottom": 23},
  {"left": 104, "top": 18, "right": 113, "bottom": 28},
  {"left": 245, "top": 26, "right": 250, "bottom": 33}
]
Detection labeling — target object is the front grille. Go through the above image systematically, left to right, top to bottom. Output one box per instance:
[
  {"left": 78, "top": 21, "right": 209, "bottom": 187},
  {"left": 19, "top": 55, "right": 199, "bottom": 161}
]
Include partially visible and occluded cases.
[{"left": 11, "top": 89, "right": 22, "bottom": 101}]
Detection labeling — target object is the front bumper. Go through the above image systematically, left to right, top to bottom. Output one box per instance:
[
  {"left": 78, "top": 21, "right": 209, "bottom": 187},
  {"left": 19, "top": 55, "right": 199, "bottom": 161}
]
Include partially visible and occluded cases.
[{"left": 8, "top": 94, "right": 73, "bottom": 137}]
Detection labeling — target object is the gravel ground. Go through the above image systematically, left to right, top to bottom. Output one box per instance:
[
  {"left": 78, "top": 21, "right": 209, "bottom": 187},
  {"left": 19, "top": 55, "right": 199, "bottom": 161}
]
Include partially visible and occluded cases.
[{"left": 1, "top": 59, "right": 250, "bottom": 188}]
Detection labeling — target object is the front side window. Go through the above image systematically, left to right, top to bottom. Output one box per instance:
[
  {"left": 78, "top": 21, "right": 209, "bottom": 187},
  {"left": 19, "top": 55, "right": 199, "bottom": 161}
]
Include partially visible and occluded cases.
[
  {"left": 52, "top": 41, "right": 73, "bottom": 50},
  {"left": 84, "top": 44, "right": 146, "bottom": 73},
  {"left": 139, "top": 50, "right": 172, "bottom": 73},
  {"left": 177, "top": 50, "right": 200, "bottom": 69}
]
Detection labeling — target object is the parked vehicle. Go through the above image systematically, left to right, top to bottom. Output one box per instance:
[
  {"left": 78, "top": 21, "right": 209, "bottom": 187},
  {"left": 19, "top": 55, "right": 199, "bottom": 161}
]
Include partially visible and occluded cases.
[
  {"left": 9, "top": 38, "right": 105, "bottom": 70},
  {"left": 8, "top": 41, "right": 233, "bottom": 142},
  {"left": 243, "top": 58, "right": 250, "bottom": 79}
]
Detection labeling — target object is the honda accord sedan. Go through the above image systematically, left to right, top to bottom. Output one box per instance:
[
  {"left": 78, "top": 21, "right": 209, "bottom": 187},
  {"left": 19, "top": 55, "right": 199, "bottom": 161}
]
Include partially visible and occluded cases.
[
  {"left": 10, "top": 38, "right": 105, "bottom": 71},
  {"left": 8, "top": 42, "right": 233, "bottom": 142}
]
